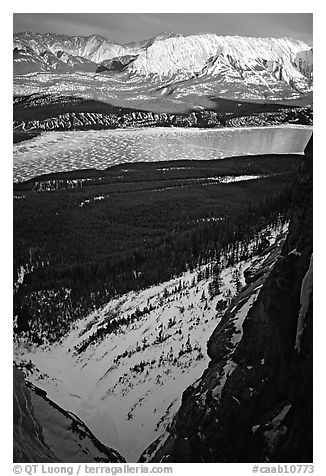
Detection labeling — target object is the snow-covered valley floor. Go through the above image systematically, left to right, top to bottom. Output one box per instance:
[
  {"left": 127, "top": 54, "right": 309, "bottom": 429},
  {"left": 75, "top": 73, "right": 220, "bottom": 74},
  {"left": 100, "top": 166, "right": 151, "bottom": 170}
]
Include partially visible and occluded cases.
[{"left": 14, "top": 223, "right": 288, "bottom": 461}]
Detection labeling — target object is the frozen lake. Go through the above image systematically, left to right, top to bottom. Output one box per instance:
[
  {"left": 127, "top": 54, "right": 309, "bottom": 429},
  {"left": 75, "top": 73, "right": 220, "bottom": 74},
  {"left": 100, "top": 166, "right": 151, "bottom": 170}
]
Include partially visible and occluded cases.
[{"left": 13, "top": 125, "right": 312, "bottom": 182}]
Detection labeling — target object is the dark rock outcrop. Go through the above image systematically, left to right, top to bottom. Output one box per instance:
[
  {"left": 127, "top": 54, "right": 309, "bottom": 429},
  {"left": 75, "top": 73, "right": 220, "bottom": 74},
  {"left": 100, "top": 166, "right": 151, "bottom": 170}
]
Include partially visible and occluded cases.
[
  {"left": 97, "top": 55, "right": 138, "bottom": 73},
  {"left": 12, "top": 93, "right": 313, "bottom": 141},
  {"left": 13, "top": 108, "right": 312, "bottom": 135},
  {"left": 141, "top": 137, "right": 313, "bottom": 463},
  {"left": 13, "top": 367, "right": 125, "bottom": 463}
]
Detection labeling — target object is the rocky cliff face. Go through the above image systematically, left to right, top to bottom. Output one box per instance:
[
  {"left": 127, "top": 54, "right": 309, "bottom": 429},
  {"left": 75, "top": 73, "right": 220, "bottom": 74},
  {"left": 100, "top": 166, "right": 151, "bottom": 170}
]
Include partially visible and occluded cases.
[
  {"left": 294, "top": 49, "right": 313, "bottom": 81},
  {"left": 141, "top": 137, "right": 313, "bottom": 463},
  {"left": 13, "top": 366, "right": 125, "bottom": 463}
]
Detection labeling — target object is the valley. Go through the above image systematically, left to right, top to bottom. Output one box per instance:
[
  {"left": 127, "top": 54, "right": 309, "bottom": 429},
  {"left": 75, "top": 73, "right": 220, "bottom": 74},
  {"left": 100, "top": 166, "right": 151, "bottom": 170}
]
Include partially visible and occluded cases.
[
  {"left": 12, "top": 22, "right": 313, "bottom": 464},
  {"left": 13, "top": 151, "right": 305, "bottom": 460},
  {"left": 14, "top": 222, "right": 288, "bottom": 461}
]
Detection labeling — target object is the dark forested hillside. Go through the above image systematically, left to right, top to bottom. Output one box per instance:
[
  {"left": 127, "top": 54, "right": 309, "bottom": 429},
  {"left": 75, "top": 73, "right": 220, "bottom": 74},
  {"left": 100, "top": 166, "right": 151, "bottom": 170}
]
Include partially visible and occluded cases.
[{"left": 14, "top": 155, "right": 301, "bottom": 344}]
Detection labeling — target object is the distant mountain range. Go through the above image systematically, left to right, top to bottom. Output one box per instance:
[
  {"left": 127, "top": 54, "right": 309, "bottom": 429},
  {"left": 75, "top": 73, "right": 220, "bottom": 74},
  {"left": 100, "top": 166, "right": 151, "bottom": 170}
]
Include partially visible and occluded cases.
[
  {"left": 13, "top": 32, "right": 180, "bottom": 74},
  {"left": 14, "top": 32, "right": 312, "bottom": 99}
]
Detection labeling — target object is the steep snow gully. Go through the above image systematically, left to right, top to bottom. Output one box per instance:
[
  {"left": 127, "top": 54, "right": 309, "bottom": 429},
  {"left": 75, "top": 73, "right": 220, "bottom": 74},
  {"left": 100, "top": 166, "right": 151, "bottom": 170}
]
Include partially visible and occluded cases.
[{"left": 15, "top": 220, "right": 289, "bottom": 461}]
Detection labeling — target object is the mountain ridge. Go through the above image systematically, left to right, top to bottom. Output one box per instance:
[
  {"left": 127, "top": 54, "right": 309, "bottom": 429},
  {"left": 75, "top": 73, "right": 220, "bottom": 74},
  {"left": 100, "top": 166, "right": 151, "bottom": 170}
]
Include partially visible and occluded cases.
[{"left": 13, "top": 31, "right": 313, "bottom": 103}]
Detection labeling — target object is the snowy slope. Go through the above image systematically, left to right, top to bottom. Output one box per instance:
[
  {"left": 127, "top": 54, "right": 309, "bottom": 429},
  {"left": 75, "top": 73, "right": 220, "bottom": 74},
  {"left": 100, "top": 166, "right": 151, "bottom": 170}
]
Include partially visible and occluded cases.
[
  {"left": 14, "top": 223, "right": 288, "bottom": 462},
  {"left": 14, "top": 367, "right": 125, "bottom": 463}
]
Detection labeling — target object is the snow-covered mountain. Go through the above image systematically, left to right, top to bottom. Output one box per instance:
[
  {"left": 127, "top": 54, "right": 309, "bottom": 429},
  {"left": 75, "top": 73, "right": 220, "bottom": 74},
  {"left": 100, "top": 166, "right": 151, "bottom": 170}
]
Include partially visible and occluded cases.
[
  {"left": 13, "top": 32, "right": 313, "bottom": 101},
  {"left": 13, "top": 32, "right": 142, "bottom": 74},
  {"left": 123, "top": 32, "right": 182, "bottom": 50},
  {"left": 128, "top": 35, "right": 312, "bottom": 91}
]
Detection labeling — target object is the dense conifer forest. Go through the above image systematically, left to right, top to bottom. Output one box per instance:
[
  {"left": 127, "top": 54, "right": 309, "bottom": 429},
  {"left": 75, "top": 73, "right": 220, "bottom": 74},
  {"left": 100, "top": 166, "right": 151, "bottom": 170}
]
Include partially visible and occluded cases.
[{"left": 14, "top": 154, "right": 302, "bottom": 343}]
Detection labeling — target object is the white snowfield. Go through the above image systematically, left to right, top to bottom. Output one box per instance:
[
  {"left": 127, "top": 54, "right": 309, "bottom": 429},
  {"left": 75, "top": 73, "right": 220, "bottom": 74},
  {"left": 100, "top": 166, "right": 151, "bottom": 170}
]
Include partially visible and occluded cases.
[{"left": 14, "top": 223, "right": 288, "bottom": 462}]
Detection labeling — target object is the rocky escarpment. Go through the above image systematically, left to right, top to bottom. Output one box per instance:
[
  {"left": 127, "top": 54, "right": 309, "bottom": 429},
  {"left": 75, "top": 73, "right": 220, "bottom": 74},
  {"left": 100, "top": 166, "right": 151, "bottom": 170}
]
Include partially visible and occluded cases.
[
  {"left": 13, "top": 107, "right": 312, "bottom": 136},
  {"left": 141, "top": 137, "right": 313, "bottom": 463},
  {"left": 13, "top": 366, "right": 125, "bottom": 463}
]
